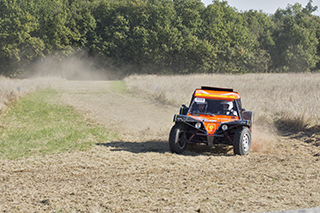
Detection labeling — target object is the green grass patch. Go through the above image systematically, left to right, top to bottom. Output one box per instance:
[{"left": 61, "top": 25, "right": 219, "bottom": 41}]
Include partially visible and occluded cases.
[
  {"left": 110, "top": 80, "right": 130, "bottom": 94},
  {"left": 0, "top": 89, "right": 116, "bottom": 160}
]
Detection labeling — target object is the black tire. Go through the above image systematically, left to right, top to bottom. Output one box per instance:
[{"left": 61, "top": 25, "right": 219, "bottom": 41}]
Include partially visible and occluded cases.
[
  {"left": 169, "top": 123, "right": 188, "bottom": 154},
  {"left": 233, "top": 126, "right": 251, "bottom": 155}
]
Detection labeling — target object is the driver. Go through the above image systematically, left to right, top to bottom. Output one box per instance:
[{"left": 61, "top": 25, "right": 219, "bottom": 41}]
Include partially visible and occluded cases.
[
  {"left": 193, "top": 101, "right": 207, "bottom": 113},
  {"left": 219, "top": 101, "right": 237, "bottom": 116},
  {"left": 198, "top": 102, "right": 206, "bottom": 112}
]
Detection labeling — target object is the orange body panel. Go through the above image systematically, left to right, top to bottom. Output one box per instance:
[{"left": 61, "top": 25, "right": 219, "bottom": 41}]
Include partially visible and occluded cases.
[
  {"left": 187, "top": 88, "right": 241, "bottom": 134},
  {"left": 194, "top": 89, "right": 240, "bottom": 101}
]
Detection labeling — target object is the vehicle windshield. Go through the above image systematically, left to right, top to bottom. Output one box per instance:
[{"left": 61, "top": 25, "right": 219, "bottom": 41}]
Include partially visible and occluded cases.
[{"left": 188, "top": 98, "right": 238, "bottom": 116}]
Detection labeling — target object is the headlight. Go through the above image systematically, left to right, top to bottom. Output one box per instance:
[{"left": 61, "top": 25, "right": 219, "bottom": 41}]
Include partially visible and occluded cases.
[
  {"left": 195, "top": 122, "right": 202, "bottom": 129},
  {"left": 221, "top": 124, "right": 228, "bottom": 131}
]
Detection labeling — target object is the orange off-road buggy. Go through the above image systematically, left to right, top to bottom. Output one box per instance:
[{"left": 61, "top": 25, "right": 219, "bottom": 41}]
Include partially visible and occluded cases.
[{"left": 169, "top": 86, "right": 253, "bottom": 155}]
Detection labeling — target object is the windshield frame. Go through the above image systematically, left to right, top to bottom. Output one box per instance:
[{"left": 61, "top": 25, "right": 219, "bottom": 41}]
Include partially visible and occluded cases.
[{"left": 188, "top": 98, "right": 239, "bottom": 117}]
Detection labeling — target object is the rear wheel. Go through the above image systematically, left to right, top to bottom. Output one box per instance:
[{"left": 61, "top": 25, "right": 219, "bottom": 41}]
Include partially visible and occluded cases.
[
  {"left": 169, "top": 123, "right": 188, "bottom": 154},
  {"left": 233, "top": 126, "right": 251, "bottom": 155}
]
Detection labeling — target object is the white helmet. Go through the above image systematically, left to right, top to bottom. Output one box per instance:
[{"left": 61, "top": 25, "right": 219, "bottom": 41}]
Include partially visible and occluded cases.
[{"left": 221, "top": 101, "right": 233, "bottom": 110}]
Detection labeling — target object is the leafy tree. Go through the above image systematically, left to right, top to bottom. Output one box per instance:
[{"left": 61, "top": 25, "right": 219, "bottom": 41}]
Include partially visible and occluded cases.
[
  {"left": 0, "top": 0, "right": 44, "bottom": 76},
  {"left": 1, "top": 0, "right": 320, "bottom": 77},
  {"left": 32, "top": 0, "right": 75, "bottom": 55},
  {"left": 66, "top": 0, "right": 97, "bottom": 48},
  {"left": 92, "top": 0, "right": 184, "bottom": 74},
  {"left": 92, "top": 0, "right": 131, "bottom": 66},
  {"left": 172, "top": 0, "right": 216, "bottom": 73},
  {"left": 173, "top": 0, "right": 204, "bottom": 36},
  {"left": 200, "top": 0, "right": 252, "bottom": 73},
  {"left": 272, "top": 1, "right": 319, "bottom": 72},
  {"left": 242, "top": 10, "right": 275, "bottom": 72},
  {"left": 312, "top": 15, "right": 320, "bottom": 71}
]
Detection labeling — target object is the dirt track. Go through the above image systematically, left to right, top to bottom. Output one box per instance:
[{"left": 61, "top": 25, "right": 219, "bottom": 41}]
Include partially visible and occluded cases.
[
  {"left": 0, "top": 80, "right": 320, "bottom": 212},
  {"left": 58, "top": 80, "right": 176, "bottom": 143}
]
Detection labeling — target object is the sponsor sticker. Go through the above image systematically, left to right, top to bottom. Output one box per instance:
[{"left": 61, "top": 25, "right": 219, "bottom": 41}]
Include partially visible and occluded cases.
[
  {"left": 194, "top": 98, "right": 205, "bottom": 103},
  {"left": 207, "top": 124, "right": 215, "bottom": 132}
]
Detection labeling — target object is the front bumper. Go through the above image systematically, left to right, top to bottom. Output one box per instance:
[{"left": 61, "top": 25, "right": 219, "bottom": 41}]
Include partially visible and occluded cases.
[{"left": 173, "top": 114, "right": 251, "bottom": 146}]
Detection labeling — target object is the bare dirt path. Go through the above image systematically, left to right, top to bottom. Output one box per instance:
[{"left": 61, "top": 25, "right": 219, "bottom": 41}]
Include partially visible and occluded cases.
[
  {"left": 0, "top": 80, "right": 319, "bottom": 213},
  {"left": 58, "top": 80, "right": 176, "bottom": 143}
]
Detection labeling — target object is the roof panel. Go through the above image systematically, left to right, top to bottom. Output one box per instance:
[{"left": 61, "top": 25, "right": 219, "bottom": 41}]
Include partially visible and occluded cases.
[{"left": 194, "top": 89, "right": 240, "bottom": 100}]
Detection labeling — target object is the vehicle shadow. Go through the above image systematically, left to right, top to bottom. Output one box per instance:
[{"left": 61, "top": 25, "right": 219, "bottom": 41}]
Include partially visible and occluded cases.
[
  {"left": 96, "top": 140, "right": 169, "bottom": 153},
  {"left": 96, "top": 141, "right": 234, "bottom": 156},
  {"left": 187, "top": 144, "right": 234, "bottom": 156}
]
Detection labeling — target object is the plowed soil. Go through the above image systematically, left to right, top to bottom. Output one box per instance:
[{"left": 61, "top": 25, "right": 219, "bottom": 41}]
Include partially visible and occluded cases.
[{"left": 1, "top": 80, "right": 319, "bottom": 213}]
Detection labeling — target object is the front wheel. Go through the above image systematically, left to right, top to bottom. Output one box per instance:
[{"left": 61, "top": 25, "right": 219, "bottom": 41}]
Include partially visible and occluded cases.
[
  {"left": 169, "top": 124, "right": 188, "bottom": 154},
  {"left": 233, "top": 126, "right": 251, "bottom": 155}
]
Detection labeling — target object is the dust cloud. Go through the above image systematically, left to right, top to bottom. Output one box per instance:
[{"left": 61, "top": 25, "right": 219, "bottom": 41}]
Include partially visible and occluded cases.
[
  {"left": 25, "top": 51, "right": 123, "bottom": 80},
  {"left": 251, "top": 124, "right": 277, "bottom": 153}
]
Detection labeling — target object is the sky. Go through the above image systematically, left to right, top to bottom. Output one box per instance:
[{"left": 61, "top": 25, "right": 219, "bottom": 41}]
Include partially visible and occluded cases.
[{"left": 201, "top": 0, "right": 320, "bottom": 16}]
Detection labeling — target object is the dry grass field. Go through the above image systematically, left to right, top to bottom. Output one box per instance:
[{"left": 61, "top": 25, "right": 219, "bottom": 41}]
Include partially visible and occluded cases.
[
  {"left": 0, "top": 73, "right": 320, "bottom": 212},
  {"left": 124, "top": 73, "right": 320, "bottom": 128},
  {"left": 124, "top": 73, "right": 320, "bottom": 152},
  {"left": 0, "top": 76, "right": 61, "bottom": 114}
]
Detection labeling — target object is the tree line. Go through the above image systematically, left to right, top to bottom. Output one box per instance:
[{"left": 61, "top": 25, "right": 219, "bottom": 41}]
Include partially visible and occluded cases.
[{"left": 1, "top": 0, "right": 320, "bottom": 77}]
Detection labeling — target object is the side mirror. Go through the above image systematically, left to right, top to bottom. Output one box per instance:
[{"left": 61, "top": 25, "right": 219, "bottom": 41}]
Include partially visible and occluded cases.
[{"left": 180, "top": 104, "right": 189, "bottom": 115}]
